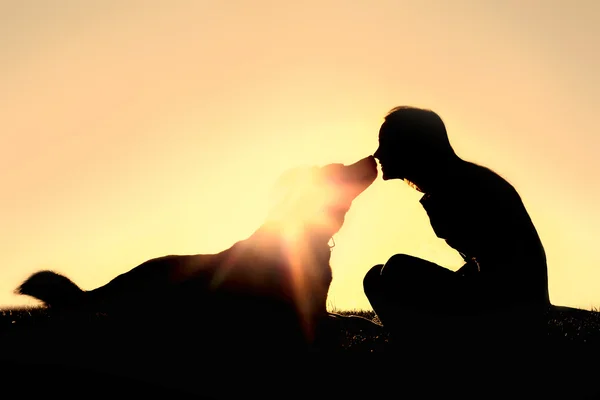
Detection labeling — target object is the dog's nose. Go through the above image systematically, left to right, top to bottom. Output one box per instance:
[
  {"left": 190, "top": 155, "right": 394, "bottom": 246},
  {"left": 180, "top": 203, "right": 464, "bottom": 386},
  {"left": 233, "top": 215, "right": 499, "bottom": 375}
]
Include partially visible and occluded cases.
[
  {"left": 362, "top": 155, "right": 377, "bottom": 169},
  {"left": 346, "top": 156, "right": 378, "bottom": 179}
]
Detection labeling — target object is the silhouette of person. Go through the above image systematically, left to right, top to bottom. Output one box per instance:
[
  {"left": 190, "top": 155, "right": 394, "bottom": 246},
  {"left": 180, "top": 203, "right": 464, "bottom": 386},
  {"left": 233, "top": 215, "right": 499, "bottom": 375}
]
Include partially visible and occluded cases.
[{"left": 363, "top": 106, "right": 550, "bottom": 341}]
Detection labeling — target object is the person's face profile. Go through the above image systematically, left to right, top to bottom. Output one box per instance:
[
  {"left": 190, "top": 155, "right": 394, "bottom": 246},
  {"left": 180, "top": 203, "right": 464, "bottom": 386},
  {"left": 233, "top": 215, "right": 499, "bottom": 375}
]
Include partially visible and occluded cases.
[{"left": 374, "top": 122, "right": 403, "bottom": 180}]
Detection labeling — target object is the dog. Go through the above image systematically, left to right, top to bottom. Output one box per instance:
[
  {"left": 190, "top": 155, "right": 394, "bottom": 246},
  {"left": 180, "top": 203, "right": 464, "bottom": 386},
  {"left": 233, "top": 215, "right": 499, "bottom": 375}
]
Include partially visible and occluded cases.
[{"left": 15, "top": 155, "right": 378, "bottom": 349}]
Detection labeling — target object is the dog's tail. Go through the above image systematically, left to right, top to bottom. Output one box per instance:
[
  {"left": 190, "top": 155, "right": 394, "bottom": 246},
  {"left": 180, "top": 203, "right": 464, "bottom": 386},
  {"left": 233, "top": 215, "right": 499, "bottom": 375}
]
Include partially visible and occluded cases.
[{"left": 15, "top": 270, "right": 86, "bottom": 309}]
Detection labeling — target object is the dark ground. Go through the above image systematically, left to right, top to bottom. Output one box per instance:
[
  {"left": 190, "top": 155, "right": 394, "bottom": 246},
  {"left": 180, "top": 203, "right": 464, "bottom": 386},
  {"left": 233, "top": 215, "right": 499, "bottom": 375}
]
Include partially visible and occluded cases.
[{"left": 2, "top": 305, "right": 600, "bottom": 399}]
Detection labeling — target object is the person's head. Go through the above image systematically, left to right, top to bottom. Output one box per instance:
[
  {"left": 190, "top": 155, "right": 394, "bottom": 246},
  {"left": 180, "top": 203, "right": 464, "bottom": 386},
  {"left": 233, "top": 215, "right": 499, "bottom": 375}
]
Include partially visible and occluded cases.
[{"left": 373, "top": 106, "right": 458, "bottom": 188}]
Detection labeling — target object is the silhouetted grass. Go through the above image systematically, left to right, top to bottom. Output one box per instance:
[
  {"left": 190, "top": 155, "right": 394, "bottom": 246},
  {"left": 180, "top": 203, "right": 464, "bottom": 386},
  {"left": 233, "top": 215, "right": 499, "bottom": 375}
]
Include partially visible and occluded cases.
[
  {"left": 3, "top": 304, "right": 600, "bottom": 344},
  {"left": 0, "top": 305, "right": 390, "bottom": 353},
  {"left": 3, "top": 305, "right": 600, "bottom": 398}
]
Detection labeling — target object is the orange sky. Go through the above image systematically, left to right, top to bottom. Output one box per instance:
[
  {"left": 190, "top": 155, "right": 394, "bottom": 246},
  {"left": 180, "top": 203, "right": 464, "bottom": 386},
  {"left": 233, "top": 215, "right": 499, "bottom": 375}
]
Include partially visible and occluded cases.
[{"left": 1, "top": 0, "right": 599, "bottom": 311}]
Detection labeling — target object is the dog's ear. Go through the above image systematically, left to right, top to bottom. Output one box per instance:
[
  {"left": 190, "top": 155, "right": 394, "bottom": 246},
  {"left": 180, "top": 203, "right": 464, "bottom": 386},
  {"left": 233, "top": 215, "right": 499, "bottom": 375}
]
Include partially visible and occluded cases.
[
  {"left": 321, "top": 165, "right": 348, "bottom": 190},
  {"left": 267, "top": 166, "right": 320, "bottom": 221},
  {"left": 271, "top": 166, "right": 316, "bottom": 195}
]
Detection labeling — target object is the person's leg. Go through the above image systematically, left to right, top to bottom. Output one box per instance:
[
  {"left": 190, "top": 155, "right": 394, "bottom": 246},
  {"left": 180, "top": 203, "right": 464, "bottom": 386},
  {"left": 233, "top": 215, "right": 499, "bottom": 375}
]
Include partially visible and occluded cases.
[
  {"left": 364, "top": 254, "right": 475, "bottom": 342},
  {"left": 363, "top": 263, "right": 387, "bottom": 324}
]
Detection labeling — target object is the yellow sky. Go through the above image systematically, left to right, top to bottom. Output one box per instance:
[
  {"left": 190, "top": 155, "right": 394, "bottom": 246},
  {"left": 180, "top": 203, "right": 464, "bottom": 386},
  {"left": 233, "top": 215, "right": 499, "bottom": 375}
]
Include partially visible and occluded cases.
[{"left": 1, "top": 0, "right": 599, "bottom": 311}]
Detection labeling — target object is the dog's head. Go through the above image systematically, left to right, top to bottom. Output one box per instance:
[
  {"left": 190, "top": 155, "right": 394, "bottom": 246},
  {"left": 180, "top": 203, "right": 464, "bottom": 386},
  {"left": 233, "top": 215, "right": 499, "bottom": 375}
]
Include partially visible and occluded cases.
[{"left": 267, "top": 155, "right": 378, "bottom": 241}]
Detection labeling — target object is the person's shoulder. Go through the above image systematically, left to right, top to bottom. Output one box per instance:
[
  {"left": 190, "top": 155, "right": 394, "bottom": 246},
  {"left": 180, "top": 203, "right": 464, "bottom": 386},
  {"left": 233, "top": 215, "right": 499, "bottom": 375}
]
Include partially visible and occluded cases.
[{"left": 461, "top": 161, "right": 518, "bottom": 195}]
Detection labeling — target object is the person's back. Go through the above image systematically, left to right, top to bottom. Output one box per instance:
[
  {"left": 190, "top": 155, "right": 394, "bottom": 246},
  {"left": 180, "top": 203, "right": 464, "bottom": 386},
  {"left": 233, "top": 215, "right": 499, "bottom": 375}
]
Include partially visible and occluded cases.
[{"left": 421, "top": 160, "right": 550, "bottom": 309}]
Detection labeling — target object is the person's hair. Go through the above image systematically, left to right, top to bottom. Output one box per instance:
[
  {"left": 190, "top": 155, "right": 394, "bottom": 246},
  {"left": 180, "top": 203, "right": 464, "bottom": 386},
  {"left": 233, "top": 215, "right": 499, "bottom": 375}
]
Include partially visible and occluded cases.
[{"left": 383, "top": 106, "right": 456, "bottom": 159}]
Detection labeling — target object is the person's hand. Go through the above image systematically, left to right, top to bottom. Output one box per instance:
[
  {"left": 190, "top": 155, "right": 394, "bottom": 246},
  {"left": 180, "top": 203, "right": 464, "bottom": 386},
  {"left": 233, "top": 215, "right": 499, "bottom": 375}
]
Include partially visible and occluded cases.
[{"left": 456, "top": 259, "right": 480, "bottom": 276}]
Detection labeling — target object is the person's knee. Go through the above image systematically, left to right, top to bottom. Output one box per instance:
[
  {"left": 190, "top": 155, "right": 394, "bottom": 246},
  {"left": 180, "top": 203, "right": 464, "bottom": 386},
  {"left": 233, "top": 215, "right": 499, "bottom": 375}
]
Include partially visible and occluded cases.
[
  {"left": 380, "top": 253, "right": 423, "bottom": 278},
  {"left": 384, "top": 253, "right": 419, "bottom": 267},
  {"left": 363, "top": 254, "right": 418, "bottom": 296},
  {"left": 363, "top": 264, "right": 384, "bottom": 297}
]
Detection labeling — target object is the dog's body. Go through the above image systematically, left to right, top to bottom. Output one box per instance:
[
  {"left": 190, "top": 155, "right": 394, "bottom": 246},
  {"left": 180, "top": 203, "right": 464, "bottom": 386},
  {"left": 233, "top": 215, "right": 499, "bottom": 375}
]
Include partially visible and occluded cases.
[{"left": 16, "top": 156, "right": 377, "bottom": 347}]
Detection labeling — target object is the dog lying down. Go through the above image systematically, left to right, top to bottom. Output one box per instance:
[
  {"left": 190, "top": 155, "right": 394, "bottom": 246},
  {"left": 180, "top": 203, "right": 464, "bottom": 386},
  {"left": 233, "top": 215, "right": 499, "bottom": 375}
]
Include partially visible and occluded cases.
[{"left": 16, "top": 156, "right": 378, "bottom": 347}]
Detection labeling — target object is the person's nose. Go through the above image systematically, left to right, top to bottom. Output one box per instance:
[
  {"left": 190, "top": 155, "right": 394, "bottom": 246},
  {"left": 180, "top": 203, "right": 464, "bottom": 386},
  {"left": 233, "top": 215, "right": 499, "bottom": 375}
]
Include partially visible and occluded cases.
[{"left": 373, "top": 147, "right": 381, "bottom": 160}]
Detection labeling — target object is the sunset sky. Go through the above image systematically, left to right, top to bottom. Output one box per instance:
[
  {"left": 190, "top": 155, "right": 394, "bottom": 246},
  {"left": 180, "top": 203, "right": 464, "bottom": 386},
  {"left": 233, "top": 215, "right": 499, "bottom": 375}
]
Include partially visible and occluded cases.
[{"left": 1, "top": 0, "right": 599, "bottom": 311}]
